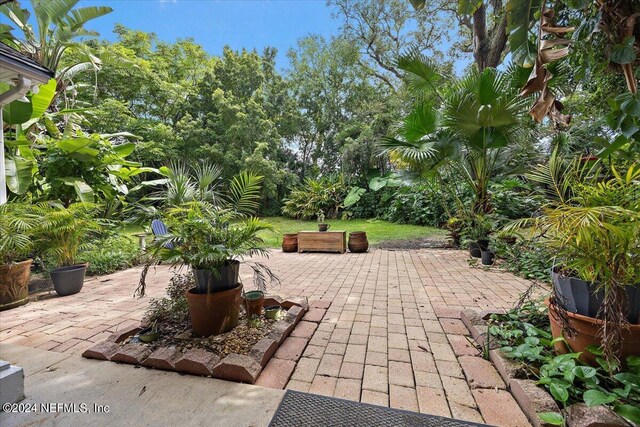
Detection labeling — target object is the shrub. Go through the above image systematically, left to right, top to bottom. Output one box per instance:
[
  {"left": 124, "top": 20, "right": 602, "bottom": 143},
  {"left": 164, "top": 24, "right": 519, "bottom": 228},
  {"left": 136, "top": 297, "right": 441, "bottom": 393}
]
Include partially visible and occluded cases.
[
  {"left": 282, "top": 174, "right": 348, "bottom": 220},
  {"left": 381, "top": 184, "right": 451, "bottom": 226},
  {"left": 81, "top": 235, "right": 140, "bottom": 276},
  {"left": 493, "top": 238, "right": 553, "bottom": 282},
  {"left": 144, "top": 273, "right": 191, "bottom": 324}
]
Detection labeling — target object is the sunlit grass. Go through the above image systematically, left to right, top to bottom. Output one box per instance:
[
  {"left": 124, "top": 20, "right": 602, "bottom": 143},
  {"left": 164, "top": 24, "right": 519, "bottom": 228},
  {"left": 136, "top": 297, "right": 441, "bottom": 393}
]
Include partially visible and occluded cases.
[{"left": 258, "top": 217, "right": 446, "bottom": 248}]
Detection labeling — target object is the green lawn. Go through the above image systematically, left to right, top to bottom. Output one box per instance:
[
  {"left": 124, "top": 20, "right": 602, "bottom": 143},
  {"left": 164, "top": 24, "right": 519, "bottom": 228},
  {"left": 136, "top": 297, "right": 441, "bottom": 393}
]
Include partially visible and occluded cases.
[
  {"left": 118, "top": 217, "right": 446, "bottom": 249},
  {"left": 259, "top": 217, "right": 446, "bottom": 248}
]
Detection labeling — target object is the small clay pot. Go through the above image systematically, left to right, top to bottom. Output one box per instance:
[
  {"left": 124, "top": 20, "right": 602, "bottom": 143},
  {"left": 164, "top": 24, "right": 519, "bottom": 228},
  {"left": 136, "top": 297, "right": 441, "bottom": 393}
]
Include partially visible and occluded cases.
[
  {"left": 282, "top": 233, "right": 298, "bottom": 252},
  {"left": 481, "top": 251, "right": 495, "bottom": 265},
  {"left": 245, "top": 290, "right": 265, "bottom": 317},
  {"left": 264, "top": 305, "right": 281, "bottom": 320}
]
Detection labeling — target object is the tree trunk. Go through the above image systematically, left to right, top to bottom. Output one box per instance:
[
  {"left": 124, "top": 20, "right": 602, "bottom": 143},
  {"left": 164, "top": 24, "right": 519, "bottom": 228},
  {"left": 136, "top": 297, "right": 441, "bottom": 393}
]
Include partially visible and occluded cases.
[{"left": 472, "top": 3, "right": 508, "bottom": 70}]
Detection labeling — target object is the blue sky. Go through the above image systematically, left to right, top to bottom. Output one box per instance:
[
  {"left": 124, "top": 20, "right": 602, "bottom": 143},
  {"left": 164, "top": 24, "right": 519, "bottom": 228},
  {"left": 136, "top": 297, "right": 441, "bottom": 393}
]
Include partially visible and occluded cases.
[{"left": 76, "top": 0, "right": 340, "bottom": 66}]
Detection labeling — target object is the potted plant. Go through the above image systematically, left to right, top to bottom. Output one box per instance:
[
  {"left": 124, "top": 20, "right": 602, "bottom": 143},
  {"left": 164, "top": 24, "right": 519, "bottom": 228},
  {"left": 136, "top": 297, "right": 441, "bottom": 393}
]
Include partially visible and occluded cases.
[
  {"left": 508, "top": 162, "right": 640, "bottom": 365},
  {"left": 136, "top": 172, "right": 279, "bottom": 336},
  {"left": 34, "top": 202, "right": 99, "bottom": 297},
  {"left": 0, "top": 203, "right": 39, "bottom": 310},
  {"left": 317, "top": 210, "right": 330, "bottom": 232},
  {"left": 463, "top": 214, "right": 493, "bottom": 257}
]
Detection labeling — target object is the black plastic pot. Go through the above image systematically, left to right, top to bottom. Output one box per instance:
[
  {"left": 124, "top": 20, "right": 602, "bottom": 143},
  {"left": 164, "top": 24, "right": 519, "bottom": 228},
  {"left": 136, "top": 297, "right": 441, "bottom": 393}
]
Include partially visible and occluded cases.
[
  {"left": 318, "top": 223, "right": 330, "bottom": 232},
  {"left": 477, "top": 239, "right": 490, "bottom": 251},
  {"left": 468, "top": 241, "right": 481, "bottom": 258},
  {"left": 481, "top": 251, "right": 495, "bottom": 265},
  {"left": 193, "top": 260, "right": 239, "bottom": 294},
  {"left": 50, "top": 263, "right": 88, "bottom": 296},
  {"left": 551, "top": 268, "right": 640, "bottom": 324}
]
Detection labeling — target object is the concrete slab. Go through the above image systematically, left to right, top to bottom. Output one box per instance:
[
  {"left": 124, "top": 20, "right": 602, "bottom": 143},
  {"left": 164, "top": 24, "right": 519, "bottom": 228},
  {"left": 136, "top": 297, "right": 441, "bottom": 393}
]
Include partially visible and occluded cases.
[
  {"left": 0, "top": 343, "right": 72, "bottom": 376},
  {"left": 0, "top": 344, "right": 284, "bottom": 427}
]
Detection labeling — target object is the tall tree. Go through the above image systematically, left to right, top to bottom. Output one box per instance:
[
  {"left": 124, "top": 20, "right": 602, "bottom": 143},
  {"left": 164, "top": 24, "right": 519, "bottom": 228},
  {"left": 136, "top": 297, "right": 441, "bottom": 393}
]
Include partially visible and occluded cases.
[
  {"left": 329, "top": 0, "right": 454, "bottom": 89},
  {"left": 409, "top": 0, "right": 509, "bottom": 70}
]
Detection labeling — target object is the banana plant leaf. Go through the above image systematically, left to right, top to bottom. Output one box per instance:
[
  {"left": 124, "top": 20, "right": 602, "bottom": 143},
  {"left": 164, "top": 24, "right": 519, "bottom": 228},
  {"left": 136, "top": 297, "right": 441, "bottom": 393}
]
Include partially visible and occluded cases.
[
  {"left": 1, "top": 79, "right": 56, "bottom": 125},
  {"left": 55, "top": 137, "right": 99, "bottom": 161},
  {"left": 5, "top": 155, "right": 35, "bottom": 195},
  {"left": 59, "top": 177, "right": 95, "bottom": 203}
]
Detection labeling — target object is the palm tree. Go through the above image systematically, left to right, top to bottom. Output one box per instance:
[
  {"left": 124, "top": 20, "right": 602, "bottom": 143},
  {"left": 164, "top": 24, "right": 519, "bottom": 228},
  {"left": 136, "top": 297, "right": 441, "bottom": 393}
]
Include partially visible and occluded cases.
[
  {"left": 0, "top": 0, "right": 112, "bottom": 105},
  {"left": 380, "top": 50, "right": 529, "bottom": 216}
]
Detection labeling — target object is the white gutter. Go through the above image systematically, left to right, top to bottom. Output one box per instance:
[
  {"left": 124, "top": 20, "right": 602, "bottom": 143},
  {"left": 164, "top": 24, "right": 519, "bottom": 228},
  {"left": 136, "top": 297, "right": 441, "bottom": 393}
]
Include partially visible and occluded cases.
[{"left": 0, "top": 76, "right": 32, "bottom": 205}]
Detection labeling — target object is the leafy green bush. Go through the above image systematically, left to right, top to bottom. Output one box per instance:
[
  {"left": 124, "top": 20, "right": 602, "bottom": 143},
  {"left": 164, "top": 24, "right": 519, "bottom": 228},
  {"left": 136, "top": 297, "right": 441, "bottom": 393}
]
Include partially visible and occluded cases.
[
  {"left": 282, "top": 175, "right": 348, "bottom": 220},
  {"left": 488, "top": 179, "right": 544, "bottom": 220},
  {"left": 381, "top": 184, "right": 450, "bottom": 226},
  {"left": 81, "top": 235, "right": 140, "bottom": 276},
  {"left": 493, "top": 238, "right": 553, "bottom": 282},
  {"left": 488, "top": 301, "right": 640, "bottom": 425}
]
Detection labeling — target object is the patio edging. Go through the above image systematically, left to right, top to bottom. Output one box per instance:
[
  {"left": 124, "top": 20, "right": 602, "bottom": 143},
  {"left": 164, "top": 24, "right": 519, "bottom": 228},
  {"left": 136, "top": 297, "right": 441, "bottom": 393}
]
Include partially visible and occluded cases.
[
  {"left": 81, "top": 298, "right": 330, "bottom": 385},
  {"left": 460, "top": 309, "right": 634, "bottom": 427}
]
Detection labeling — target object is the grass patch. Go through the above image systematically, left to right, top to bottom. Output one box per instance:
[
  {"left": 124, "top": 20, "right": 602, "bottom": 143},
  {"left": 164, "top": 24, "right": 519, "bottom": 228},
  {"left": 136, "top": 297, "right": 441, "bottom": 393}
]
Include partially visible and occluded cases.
[{"left": 258, "top": 217, "right": 446, "bottom": 248}]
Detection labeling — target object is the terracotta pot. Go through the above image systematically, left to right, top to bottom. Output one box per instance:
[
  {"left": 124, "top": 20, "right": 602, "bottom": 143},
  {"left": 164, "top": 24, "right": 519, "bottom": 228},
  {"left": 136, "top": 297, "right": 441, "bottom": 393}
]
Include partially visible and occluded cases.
[
  {"left": 348, "top": 231, "right": 369, "bottom": 253},
  {"left": 282, "top": 233, "right": 298, "bottom": 253},
  {"left": 0, "top": 259, "right": 32, "bottom": 311},
  {"left": 185, "top": 284, "right": 242, "bottom": 337},
  {"left": 244, "top": 290, "right": 265, "bottom": 317},
  {"left": 545, "top": 298, "right": 640, "bottom": 366}
]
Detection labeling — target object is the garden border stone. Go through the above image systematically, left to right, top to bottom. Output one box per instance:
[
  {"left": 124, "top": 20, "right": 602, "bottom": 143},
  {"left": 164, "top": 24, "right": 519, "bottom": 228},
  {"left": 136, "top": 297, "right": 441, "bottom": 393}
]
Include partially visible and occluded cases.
[
  {"left": 81, "top": 299, "right": 316, "bottom": 386},
  {"left": 458, "top": 309, "right": 632, "bottom": 427}
]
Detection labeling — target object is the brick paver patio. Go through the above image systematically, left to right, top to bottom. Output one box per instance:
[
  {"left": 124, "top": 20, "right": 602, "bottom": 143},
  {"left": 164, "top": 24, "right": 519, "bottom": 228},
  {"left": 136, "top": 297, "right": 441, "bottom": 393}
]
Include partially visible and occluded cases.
[{"left": 0, "top": 249, "right": 538, "bottom": 426}]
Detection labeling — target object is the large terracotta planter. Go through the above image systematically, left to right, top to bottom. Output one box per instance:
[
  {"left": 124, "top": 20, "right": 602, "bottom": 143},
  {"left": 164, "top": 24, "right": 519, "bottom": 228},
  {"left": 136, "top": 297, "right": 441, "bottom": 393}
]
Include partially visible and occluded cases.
[
  {"left": 348, "top": 232, "right": 369, "bottom": 253},
  {"left": 282, "top": 233, "right": 298, "bottom": 253},
  {"left": 0, "top": 259, "right": 32, "bottom": 311},
  {"left": 185, "top": 284, "right": 242, "bottom": 337},
  {"left": 546, "top": 298, "right": 640, "bottom": 366}
]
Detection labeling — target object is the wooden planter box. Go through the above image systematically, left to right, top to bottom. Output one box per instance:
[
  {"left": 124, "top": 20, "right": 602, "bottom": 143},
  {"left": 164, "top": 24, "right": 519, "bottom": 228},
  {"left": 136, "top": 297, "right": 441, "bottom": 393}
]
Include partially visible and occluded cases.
[{"left": 297, "top": 231, "right": 346, "bottom": 254}]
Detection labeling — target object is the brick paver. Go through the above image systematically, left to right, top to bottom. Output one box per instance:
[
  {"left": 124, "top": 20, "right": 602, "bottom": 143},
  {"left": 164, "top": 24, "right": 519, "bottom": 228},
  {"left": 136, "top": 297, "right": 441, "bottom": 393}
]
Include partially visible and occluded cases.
[{"left": 0, "top": 249, "right": 535, "bottom": 425}]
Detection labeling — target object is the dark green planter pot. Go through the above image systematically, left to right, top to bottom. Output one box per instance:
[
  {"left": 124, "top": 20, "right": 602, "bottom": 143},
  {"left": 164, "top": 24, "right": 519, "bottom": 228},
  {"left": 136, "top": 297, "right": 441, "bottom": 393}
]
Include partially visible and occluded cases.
[{"left": 50, "top": 263, "right": 87, "bottom": 297}]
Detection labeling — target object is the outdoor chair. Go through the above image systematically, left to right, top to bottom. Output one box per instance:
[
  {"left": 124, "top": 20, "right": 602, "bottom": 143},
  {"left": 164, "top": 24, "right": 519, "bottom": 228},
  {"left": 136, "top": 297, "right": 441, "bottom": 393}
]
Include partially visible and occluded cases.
[{"left": 150, "top": 219, "right": 173, "bottom": 249}]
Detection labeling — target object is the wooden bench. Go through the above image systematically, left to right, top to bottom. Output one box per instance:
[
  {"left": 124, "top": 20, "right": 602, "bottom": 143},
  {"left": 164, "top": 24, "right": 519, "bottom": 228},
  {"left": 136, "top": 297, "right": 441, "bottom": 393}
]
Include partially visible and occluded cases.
[{"left": 297, "top": 231, "right": 346, "bottom": 254}]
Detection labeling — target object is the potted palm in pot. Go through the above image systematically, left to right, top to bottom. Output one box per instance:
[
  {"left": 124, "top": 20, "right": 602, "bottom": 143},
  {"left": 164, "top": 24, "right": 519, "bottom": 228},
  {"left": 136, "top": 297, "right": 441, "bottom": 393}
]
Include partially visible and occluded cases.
[
  {"left": 508, "top": 161, "right": 640, "bottom": 365},
  {"left": 136, "top": 172, "right": 279, "bottom": 336},
  {"left": 34, "top": 202, "right": 100, "bottom": 297},
  {"left": 0, "top": 203, "right": 39, "bottom": 310},
  {"left": 464, "top": 214, "right": 493, "bottom": 258}
]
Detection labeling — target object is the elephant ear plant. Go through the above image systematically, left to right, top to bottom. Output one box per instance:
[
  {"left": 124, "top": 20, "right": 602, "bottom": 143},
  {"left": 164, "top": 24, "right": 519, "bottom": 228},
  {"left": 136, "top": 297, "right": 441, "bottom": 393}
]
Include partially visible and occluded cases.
[{"left": 135, "top": 171, "right": 280, "bottom": 336}]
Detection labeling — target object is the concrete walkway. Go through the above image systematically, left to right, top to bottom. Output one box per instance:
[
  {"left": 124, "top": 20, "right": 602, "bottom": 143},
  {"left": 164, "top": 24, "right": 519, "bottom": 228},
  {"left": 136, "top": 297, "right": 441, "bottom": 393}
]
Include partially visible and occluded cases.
[
  {"left": 0, "top": 249, "right": 540, "bottom": 426},
  {"left": 0, "top": 343, "right": 284, "bottom": 427}
]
